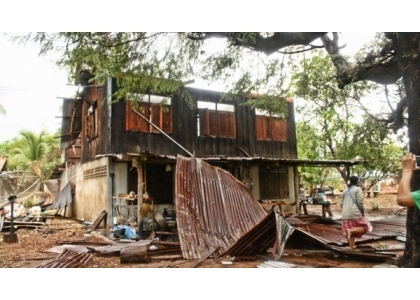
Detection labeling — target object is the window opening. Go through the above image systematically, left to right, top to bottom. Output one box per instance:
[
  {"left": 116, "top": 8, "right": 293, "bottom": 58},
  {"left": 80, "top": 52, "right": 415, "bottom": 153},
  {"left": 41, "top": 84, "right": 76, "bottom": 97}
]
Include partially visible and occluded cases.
[
  {"left": 126, "top": 93, "right": 172, "bottom": 134},
  {"left": 85, "top": 100, "right": 98, "bottom": 142},
  {"left": 197, "top": 101, "right": 236, "bottom": 138},
  {"left": 255, "top": 109, "right": 287, "bottom": 141},
  {"left": 259, "top": 166, "right": 289, "bottom": 199}
]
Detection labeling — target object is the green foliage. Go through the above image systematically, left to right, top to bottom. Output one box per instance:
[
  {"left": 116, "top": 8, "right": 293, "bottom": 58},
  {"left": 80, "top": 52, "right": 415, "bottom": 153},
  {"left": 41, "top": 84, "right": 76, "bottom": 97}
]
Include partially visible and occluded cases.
[
  {"left": 17, "top": 33, "right": 295, "bottom": 115},
  {"left": 21, "top": 33, "right": 205, "bottom": 105},
  {"left": 293, "top": 52, "right": 403, "bottom": 186},
  {"left": 4, "top": 130, "right": 61, "bottom": 181},
  {"left": 0, "top": 139, "right": 14, "bottom": 156}
]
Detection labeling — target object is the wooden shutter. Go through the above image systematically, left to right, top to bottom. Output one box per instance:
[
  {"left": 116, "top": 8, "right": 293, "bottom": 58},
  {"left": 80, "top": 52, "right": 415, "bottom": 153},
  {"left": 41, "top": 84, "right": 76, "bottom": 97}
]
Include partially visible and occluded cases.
[
  {"left": 126, "top": 101, "right": 150, "bottom": 132},
  {"left": 150, "top": 103, "right": 161, "bottom": 133},
  {"left": 208, "top": 110, "right": 218, "bottom": 137},
  {"left": 217, "top": 111, "right": 236, "bottom": 138},
  {"left": 218, "top": 111, "right": 229, "bottom": 138},
  {"left": 227, "top": 112, "right": 236, "bottom": 138},
  {"left": 256, "top": 115, "right": 265, "bottom": 140},
  {"left": 256, "top": 115, "right": 271, "bottom": 140},
  {"left": 272, "top": 118, "right": 287, "bottom": 141}
]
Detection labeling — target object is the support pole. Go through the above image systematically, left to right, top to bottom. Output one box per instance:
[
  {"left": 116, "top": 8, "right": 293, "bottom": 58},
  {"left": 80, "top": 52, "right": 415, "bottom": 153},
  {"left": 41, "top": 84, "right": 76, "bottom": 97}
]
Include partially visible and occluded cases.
[
  {"left": 137, "top": 160, "right": 144, "bottom": 237},
  {"left": 4, "top": 195, "right": 18, "bottom": 243}
]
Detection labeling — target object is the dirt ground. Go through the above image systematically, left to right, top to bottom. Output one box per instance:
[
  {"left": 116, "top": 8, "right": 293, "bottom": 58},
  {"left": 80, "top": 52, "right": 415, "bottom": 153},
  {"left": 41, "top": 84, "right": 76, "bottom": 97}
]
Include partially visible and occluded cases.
[{"left": 0, "top": 192, "right": 404, "bottom": 268}]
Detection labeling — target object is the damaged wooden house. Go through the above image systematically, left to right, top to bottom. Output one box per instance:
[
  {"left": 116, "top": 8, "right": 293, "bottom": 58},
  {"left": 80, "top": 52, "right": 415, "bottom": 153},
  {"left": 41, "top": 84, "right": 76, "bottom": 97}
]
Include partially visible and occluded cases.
[{"left": 52, "top": 73, "right": 361, "bottom": 259}]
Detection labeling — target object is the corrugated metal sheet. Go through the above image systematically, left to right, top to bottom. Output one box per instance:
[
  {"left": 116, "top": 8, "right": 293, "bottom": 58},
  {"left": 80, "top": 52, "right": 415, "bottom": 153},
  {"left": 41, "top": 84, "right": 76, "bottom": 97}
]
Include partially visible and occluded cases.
[
  {"left": 175, "top": 154, "right": 268, "bottom": 260},
  {"left": 222, "top": 211, "right": 276, "bottom": 257},
  {"left": 285, "top": 214, "right": 406, "bottom": 260},
  {"left": 287, "top": 214, "right": 406, "bottom": 243},
  {"left": 287, "top": 215, "right": 406, "bottom": 246},
  {"left": 37, "top": 248, "right": 93, "bottom": 268}
]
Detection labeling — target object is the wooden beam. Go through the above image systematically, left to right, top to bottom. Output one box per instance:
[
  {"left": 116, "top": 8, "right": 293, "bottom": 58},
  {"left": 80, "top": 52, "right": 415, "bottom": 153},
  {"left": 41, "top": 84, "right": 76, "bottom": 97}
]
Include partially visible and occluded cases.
[{"left": 86, "top": 210, "right": 107, "bottom": 232}]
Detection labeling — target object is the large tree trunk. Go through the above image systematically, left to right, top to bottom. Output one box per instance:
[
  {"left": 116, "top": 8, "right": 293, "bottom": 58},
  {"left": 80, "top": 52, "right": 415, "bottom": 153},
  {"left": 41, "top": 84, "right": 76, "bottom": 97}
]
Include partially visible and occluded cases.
[{"left": 391, "top": 32, "right": 420, "bottom": 267}]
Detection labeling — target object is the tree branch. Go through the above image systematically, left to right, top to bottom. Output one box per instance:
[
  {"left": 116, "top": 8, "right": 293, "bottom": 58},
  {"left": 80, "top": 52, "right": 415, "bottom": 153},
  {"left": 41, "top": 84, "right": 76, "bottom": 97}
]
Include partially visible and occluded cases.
[
  {"left": 187, "top": 32, "right": 328, "bottom": 55},
  {"left": 321, "top": 34, "right": 401, "bottom": 88},
  {"left": 277, "top": 44, "right": 325, "bottom": 54}
]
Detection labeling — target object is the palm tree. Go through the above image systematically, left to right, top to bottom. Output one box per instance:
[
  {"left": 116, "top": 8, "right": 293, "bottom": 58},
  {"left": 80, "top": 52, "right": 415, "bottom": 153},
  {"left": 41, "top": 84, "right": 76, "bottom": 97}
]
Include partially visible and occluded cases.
[{"left": 8, "top": 131, "right": 60, "bottom": 181}]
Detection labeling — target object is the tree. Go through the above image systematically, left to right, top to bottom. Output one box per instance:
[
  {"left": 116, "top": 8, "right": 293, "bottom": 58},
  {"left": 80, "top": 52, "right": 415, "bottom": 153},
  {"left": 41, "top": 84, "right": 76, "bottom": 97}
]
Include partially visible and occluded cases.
[
  {"left": 21, "top": 32, "right": 420, "bottom": 267},
  {"left": 292, "top": 52, "right": 403, "bottom": 190},
  {"left": 6, "top": 130, "right": 61, "bottom": 181}
]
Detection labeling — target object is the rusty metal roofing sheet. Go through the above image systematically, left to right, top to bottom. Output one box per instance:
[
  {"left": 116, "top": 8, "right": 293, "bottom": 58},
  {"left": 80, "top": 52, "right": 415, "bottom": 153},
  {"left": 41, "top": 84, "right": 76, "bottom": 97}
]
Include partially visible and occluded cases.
[
  {"left": 175, "top": 154, "right": 268, "bottom": 260},
  {"left": 222, "top": 211, "right": 276, "bottom": 257},
  {"left": 285, "top": 214, "right": 406, "bottom": 261},
  {"left": 288, "top": 215, "right": 406, "bottom": 247},
  {"left": 290, "top": 228, "right": 398, "bottom": 260},
  {"left": 37, "top": 248, "right": 93, "bottom": 268}
]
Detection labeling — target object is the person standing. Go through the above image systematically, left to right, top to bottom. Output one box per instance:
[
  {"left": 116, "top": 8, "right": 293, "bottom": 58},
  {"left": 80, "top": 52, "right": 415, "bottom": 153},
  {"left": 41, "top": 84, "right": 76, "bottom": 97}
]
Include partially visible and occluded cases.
[
  {"left": 396, "top": 152, "right": 420, "bottom": 209},
  {"left": 341, "top": 176, "right": 369, "bottom": 249}
]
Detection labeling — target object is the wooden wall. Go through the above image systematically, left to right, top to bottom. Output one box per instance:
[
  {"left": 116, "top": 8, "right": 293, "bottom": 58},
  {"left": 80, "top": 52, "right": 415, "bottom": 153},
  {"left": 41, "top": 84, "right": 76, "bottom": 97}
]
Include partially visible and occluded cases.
[
  {"left": 81, "top": 83, "right": 297, "bottom": 160},
  {"left": 81, "top": 83, "right": 110, "bottom": 163}
]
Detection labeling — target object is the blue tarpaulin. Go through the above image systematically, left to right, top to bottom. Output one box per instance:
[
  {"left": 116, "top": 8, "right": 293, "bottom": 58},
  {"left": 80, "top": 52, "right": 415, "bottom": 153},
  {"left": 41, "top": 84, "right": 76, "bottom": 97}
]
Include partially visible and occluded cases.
[{"left": 111, "top": 225, "right": 138, "bottom": 239}]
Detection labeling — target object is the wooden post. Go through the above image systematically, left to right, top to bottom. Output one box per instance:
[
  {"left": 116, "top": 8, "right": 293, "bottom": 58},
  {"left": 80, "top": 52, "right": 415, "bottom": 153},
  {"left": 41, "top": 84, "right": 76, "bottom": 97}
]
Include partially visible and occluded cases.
[
  {"left": 137, "top": 160, "right": 144, "bottom": 237},
  {"left": 293, "top": 165, "right": 299, "bottom": 215}
]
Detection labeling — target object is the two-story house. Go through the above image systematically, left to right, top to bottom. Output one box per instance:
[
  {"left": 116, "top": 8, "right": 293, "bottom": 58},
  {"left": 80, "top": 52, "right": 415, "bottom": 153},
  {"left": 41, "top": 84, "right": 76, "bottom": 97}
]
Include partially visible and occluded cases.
[{"left": 56, "top": 74, "right": 302, "bottom": 227}]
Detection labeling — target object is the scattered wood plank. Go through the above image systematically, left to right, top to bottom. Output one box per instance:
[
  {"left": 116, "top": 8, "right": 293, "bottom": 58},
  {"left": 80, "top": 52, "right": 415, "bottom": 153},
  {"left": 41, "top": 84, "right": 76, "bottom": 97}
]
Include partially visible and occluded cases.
[
  {"left": 86, "top": 210, "right": 107, "bottom": 232},
  {"left": 3, "top": 221, "right": 45, "bottom": 226},
  {"left": 2, "top": 225, "right": 43, "bottom": 230},
  {"left": 56, "top": 240, "right": 112, "bottom": 246},
  {"left": 87, "top": 240, "right": 153, "bottom": 257},
  {"left": 151, "top": 240, "right": 181, "bottom": 247},
  {"left": 191, "top": 247, "right": 217, "bottom": 268},
  {"left": 147, "top": 248, "right": 181, "bottom": 256},
  {"left": 149, "top": 254, "right": 183, "bottom": 260}
]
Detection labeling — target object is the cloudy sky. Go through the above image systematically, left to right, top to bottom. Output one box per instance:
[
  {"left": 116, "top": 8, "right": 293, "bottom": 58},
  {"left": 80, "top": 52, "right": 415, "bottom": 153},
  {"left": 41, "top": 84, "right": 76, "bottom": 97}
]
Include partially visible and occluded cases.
[{"left": 0, "top": 34, "right": 78, "bottom": 142}]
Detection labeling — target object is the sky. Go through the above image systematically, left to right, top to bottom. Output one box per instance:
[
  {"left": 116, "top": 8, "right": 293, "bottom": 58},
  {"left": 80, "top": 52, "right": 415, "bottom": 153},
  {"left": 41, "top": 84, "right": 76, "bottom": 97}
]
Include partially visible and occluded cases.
[
  {"left": 0, "top": 32, "right": 377, "bottom": 143},
  {"left": 0, "top": 33, "right": 78, "bottom": 142}
]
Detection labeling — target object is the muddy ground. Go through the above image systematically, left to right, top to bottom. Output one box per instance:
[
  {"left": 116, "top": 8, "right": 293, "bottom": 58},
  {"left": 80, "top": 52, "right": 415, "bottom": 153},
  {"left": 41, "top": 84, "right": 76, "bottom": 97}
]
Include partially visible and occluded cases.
[{"left": 0, "top": 192, "right": 404, "bottom": 268}]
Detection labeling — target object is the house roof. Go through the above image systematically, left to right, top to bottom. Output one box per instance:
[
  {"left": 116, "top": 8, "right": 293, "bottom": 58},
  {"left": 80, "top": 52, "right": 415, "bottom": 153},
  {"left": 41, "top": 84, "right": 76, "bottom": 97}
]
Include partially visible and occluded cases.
[{"left": 124, "top": 151, "right": 365, "bottom": 167}]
